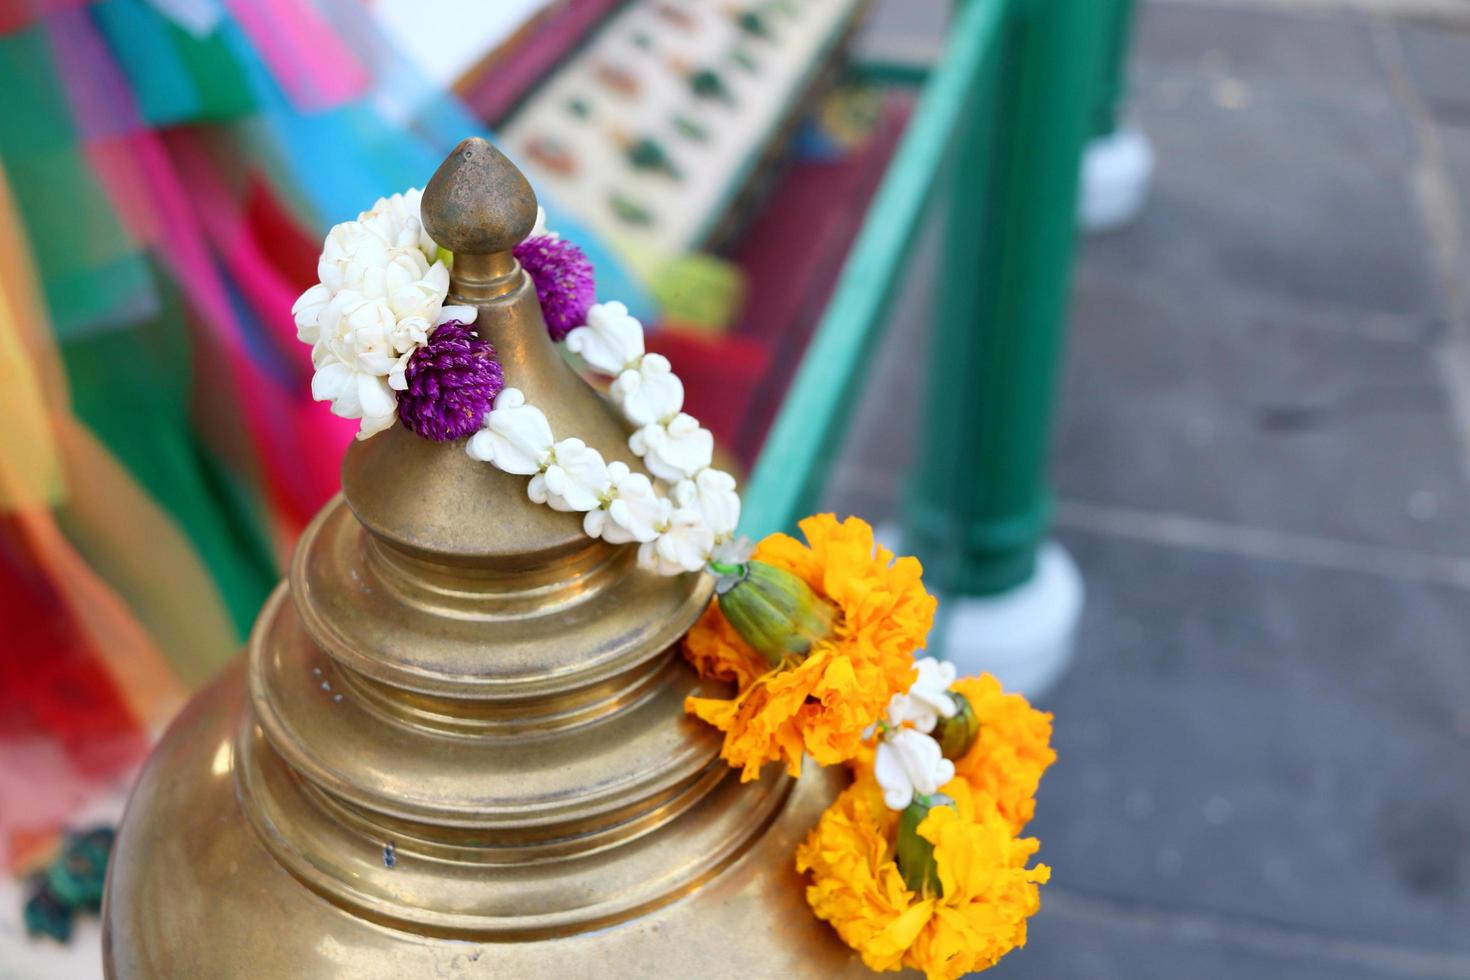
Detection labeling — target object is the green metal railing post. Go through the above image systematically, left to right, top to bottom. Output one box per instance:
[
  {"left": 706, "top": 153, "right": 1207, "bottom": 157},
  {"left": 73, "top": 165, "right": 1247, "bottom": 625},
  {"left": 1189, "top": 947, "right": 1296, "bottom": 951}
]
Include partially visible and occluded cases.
[
  {"left": 739, "top": 0, "right": 1006, "bottom": 537},
  {"left": 902, "top": 0, "right": 1106, "bottom": 597},
  {"left": 1090, "top": 0, "right": 1141, "bottom": 140}
]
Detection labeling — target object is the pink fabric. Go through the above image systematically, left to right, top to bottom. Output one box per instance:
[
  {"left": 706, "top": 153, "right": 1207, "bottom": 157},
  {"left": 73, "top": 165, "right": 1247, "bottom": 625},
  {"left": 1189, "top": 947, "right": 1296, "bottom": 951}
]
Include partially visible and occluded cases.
[
  {"left": 222, "top": 0, "right": 369, "bottom": 111},
  {"left": 143, "top": 131, "right": 347, "bottom": 527},
  {"left": 169, "top": 135, "right": 352, "bottom": 515},
  {"left": 84, "top": 139, "right": 164, "bottom": 247}
]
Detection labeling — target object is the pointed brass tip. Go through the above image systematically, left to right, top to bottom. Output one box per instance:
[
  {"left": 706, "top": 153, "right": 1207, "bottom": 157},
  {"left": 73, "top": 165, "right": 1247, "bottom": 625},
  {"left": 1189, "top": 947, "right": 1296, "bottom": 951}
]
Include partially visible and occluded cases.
[{"left": 421, "top": 137, "right": 538, "bottom": 256}]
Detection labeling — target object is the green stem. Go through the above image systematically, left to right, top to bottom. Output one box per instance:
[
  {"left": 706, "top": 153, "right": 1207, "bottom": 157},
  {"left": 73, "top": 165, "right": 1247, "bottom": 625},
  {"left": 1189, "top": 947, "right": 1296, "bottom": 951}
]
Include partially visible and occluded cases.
[{"left": 708, "top": 560, "right": 747, "bottom": 578}]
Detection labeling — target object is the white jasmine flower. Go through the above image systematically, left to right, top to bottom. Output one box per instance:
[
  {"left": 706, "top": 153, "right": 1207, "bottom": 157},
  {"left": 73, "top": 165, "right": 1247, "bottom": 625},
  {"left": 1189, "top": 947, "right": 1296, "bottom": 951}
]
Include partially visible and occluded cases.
[
  {"left": 361, "top": 187, "right": 436, "bottom": 259},
  {"left": 316, "top": 215, "right": 450, "bottom": 351},
  {"left": 318, "top": 215, "right": 416, "bottom": 294},
  {"left": 383, "top": 259, "right": 450, "bottom": 351},
  {"left": 292, "top": 283, "right": 332, "bottom": 344},
  {"left": 306, "top": 290, "right": 413, "bottom": 438},
  {"left": 315, "top": 291, "right": 401, "bottom": 374},
  {"left": 564, "top": 301, "right": 645, "bottom": 375},
  {"left": 437, "top": 305, "right": 478, "bottom": 326},
  {"left": 610, "top": 353, "right": 684, "bottom": 427},
  {"left": 310, "top": 357, "right": 397, "bottom": 440},
  {"left": 466, "top": 388, "right": 553, "bottom": 474},
  {"left": 629, "top": 413, "right": 713, "bottom": 483},
  {"left": 528, "top": 438, "right": 611, "bottom": 512},
  {"left": 584, "top": 463, "right": 669, "bottom": 544},
  {"left": 675, "top": 468, "right": 740, "bottom": 538},
  {"left": 638, "top": 507, "right": 714, "bottom": 575},
  {"left": 885, "top": 657, "right": 959, "bottom": 734},
  {"left": 874, "top": 728, "right": 955, "bottom": 811}
]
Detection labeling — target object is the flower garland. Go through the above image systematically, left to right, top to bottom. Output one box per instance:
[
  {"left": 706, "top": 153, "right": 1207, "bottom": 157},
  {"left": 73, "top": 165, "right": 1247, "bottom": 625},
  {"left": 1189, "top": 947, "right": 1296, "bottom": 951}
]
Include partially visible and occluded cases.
[
  {"left": 292, "top": 187, "right": 741, "bottom": 576},
  {"left": 466, "top": 301, "right": 742, "bottom": 575},
  {"left": 680, "top": 517, "right": 1057, "bottom": 977}
]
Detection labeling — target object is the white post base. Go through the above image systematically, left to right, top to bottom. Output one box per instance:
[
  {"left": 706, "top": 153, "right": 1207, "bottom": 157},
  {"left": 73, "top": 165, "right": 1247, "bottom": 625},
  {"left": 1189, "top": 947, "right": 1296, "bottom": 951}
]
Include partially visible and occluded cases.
[
  {"left": 1080, "top": 125, "right": 1154, "bottom": 233},
  {"left": 933, "top": 541, "right": 1085, "bottom": 700}
]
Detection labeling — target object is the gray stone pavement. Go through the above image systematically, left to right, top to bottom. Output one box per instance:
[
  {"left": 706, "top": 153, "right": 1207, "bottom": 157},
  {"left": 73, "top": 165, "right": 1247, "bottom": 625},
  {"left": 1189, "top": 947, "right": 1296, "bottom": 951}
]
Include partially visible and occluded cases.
[{"left": 833, "top": 1, "right": 1470, "bottom": 976}]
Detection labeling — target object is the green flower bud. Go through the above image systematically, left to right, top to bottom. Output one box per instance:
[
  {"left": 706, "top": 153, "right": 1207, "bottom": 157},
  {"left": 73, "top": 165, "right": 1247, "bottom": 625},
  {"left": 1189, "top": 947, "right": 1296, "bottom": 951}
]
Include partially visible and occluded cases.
[
  {"left": 713, "top": 560, "right": 837, "bottom": 667},
  {"left": 932, "top": 691, "right": 980, "bottom": 760},
  {"left": 896, "top": 793, "right": 953, "bottom": 897}
]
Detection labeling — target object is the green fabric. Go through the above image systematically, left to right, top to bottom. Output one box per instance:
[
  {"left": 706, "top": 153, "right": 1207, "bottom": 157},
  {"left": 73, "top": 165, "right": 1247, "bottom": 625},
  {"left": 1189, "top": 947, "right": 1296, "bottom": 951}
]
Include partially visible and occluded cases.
[
  {"left": 91, "top": 0, "right": 254, "bottom": 125},
  {"left": 170, "top": 18, "right": 254, "bottom": 121},
  {"left": 0, "top": 27, "right": 156, "bottom": 337},
  {"left": 59, "top": 280, "right": 276, "bottom": 642}
]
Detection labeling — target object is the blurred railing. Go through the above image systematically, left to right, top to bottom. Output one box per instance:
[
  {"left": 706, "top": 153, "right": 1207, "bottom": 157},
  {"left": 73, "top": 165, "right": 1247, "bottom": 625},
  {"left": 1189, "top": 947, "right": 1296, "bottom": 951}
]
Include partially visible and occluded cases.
[{"left": 742, "top": 0, "right": 1115, "bottom": 599}]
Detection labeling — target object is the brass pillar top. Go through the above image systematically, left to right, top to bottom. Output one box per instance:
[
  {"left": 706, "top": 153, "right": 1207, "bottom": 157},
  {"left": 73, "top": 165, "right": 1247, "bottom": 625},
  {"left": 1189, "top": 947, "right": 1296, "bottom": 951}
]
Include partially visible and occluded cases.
[{"left": 106, "top": 135, "right": 867, "bottom": 980}]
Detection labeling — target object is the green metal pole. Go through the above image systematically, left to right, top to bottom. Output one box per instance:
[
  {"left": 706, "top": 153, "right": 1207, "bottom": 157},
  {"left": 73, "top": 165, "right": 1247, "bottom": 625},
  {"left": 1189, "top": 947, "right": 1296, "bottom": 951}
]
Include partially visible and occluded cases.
[
  {"left": 902, "top": 0, "right": 1106, "bottom": 597},
  {"left": 1090, "top": 0, "right": 1141, "bottom": 140}
]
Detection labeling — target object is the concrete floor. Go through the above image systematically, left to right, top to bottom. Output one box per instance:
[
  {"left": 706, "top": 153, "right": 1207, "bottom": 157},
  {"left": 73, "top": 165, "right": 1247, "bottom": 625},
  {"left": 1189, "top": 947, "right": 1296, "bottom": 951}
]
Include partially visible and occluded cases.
[{"left": 833, "top": 1, "right": 1470, "bottom": 976}]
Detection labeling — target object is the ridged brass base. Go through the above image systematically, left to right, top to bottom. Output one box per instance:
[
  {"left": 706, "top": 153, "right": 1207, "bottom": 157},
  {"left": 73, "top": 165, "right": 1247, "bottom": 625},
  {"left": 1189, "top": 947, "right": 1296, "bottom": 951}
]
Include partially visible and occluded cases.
[{"left": 102, "top": 660, "right": 876, "bottom": 978}]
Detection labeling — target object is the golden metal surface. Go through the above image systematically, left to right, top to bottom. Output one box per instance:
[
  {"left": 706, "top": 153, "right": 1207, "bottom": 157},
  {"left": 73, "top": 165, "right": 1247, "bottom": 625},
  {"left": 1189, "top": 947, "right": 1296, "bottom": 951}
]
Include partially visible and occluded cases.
[{"left": 102, "top": 138, "right": 879, "bottom": 977}]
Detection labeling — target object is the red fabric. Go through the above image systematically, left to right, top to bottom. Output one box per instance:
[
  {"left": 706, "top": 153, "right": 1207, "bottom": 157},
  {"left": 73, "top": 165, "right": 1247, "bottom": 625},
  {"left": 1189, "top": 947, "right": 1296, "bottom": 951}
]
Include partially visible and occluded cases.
[
  {"left": 721, "top": 98, "right": 913, "bottom": 462},
  {"left": 245, "top": 176, "right": 320, "bottom": 293},
  {"left": 0, "top": 520, "right": 144, "bottom": 778}
]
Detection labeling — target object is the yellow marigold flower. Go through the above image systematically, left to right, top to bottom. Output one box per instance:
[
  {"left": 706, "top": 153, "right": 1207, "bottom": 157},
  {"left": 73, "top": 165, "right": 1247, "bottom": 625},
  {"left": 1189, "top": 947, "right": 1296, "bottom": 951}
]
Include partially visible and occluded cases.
[
  {"left": 683, "top": 515, "right": 934, "bottom": 780},
  {"left": 682, "top": 601, "right": 766, "bottom": 690},
  {"left": 949, "top": 675, "right": 1056, "bottom": 834},
  {"left": 796, "top": 780, "right": 1049, "bottom": 980}
]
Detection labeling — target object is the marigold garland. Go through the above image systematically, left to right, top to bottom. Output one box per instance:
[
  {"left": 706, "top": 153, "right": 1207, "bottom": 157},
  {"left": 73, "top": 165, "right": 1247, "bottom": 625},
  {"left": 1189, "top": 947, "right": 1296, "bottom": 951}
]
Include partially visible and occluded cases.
[
  {"left": 683, "top": 515, "right": 935, "bottom": 780},
  {"left": 949, "top": 675, "right": 1056, "bottom": 834},
  {"left": 795, "top": 779, "right": 1049, "bottom": 980}
]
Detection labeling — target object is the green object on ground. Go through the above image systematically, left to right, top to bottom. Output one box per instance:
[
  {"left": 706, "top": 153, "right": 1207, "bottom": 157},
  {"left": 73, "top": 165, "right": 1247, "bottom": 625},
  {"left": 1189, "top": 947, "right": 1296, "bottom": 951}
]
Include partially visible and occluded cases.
[
  {"left": 23, "top": 826, "right": 118, "bottom": 944},
  {"left": 24, "top": 886, "right": 73, "bottom": 943}
]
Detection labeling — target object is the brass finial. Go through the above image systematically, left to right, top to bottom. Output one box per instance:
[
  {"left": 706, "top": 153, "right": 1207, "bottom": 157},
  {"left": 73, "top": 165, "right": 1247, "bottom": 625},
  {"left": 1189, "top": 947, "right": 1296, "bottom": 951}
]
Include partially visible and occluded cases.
[
  {"left": 422, "top": 137, "right": 538, "bottom": 254},
  {"left": 422, "top": 138, "right": 537, "bottom": 301}
]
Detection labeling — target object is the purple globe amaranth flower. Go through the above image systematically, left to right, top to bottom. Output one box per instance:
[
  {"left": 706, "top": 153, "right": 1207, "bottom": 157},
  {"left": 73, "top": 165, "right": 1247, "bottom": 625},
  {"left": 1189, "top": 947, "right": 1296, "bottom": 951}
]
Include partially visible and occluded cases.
[
  {"left": 514, "top": 235, "right": 596, "bottom": 340},
  {"left": 398, "top": 321, "right": 504, "bottom": 442}
]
